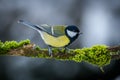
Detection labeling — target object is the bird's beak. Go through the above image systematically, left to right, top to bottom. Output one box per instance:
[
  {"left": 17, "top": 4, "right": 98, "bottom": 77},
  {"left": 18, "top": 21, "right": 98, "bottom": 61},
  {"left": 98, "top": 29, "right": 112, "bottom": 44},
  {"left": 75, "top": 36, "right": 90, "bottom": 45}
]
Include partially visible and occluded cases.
[{"left": 78, "top": 32, "right": 83, "bottom": 35}]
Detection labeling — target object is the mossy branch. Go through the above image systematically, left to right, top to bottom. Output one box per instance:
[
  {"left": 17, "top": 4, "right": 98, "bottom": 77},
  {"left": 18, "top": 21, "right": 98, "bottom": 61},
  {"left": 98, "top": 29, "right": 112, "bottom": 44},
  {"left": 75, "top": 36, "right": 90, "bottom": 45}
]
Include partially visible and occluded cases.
[{"left": 0, "top": 39, "right": 120, "bottom": 67}]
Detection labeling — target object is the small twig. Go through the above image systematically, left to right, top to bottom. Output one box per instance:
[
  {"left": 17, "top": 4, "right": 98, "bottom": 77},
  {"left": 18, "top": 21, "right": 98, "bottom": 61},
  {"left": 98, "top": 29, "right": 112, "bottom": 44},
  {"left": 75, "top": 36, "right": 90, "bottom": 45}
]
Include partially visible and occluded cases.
[
  {"left": 107, "top": 45, "right": 120, "bottom": 59},
  {"left": 107, "top": 45, "right": 120, "bottom": 52}
]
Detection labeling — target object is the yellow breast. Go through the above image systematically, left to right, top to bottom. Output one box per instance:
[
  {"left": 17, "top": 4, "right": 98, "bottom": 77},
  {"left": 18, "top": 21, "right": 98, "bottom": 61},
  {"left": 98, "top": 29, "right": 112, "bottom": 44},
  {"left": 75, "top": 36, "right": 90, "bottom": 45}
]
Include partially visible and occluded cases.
[{"left": 41, "top": 32, "right": 70, "bottom": 47}]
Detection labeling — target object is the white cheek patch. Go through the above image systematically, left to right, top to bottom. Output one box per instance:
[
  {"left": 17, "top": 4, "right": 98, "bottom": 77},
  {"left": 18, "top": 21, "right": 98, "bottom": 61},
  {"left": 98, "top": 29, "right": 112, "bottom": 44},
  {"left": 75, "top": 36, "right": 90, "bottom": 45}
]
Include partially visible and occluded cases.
[{"left": 67, "top": 30, "right": 77, "bottom": 38}]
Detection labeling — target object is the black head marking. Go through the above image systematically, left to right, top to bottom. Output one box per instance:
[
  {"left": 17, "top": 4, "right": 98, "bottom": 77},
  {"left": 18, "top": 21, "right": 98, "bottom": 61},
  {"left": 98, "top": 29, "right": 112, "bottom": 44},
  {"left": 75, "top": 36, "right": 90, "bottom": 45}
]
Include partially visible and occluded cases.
[
  {"left": 65, "top": 25, "right": 80, "bottom": 44},
  {"left": 66, "top": 25, "right": 80, "bottom": 32}
]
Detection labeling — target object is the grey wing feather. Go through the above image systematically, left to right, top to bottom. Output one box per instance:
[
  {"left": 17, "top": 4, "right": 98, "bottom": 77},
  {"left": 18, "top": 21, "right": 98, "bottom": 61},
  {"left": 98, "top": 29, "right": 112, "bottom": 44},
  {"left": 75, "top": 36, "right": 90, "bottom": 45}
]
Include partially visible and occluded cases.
[
  {"left": 19, "top": 20, "right": 66, "bottom": 37},
  {"left": 41, "top": 24, "right": 52, "bottom": 34},
  {"left": 40, "top": 25, "right": 66, "bottom": 37},
  {"left": 52, "top": 25, "right": 66, "bottom": 36}
]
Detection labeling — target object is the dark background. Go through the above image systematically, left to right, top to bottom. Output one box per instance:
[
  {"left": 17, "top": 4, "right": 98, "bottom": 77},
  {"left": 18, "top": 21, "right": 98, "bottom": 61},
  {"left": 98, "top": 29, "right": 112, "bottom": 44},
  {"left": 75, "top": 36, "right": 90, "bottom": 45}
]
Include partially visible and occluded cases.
[{"left": 0, "top": 0, "right": 120, "bottom": 80}]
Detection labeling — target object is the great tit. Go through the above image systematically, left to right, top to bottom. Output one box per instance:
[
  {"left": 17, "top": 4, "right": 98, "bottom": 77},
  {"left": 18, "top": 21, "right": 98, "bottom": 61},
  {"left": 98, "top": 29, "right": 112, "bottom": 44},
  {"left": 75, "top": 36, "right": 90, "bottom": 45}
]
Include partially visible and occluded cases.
[{"left": 18, "top": 20, "right": 81, "bottom": 56}]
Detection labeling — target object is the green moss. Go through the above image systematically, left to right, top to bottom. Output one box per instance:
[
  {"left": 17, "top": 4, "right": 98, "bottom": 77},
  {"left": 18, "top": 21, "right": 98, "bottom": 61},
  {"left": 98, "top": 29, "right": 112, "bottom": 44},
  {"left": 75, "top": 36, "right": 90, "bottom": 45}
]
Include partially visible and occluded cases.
[
  {"left": 0, "top": 39, "right": 30, "bottom": 54},
  {"left": 0, "top": 39, "right": 112, "bottom": 67},
  {"left": 18, "top": 39, "right": 30, "bottom": 47},
  {"left": 34, "top": 45, "right": 111, "bottom": 67},
  {"left": 72, "top": 45, "right": 111, "bottom": 67},
  {"left": 35, "top": 46, "right": 41, "bottom": 51},
  {"left": 52, "top": 48, "right": 59, "bottom": 54},
  {"left": 72, "top": 49, "right": 85, "bottom": 62}
]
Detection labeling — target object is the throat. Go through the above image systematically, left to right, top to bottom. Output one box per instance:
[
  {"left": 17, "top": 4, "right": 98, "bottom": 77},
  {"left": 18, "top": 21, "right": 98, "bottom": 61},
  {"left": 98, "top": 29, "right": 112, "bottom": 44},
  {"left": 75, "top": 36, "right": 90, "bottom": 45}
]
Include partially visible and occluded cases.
[{"left": 68, "top": 34, "right": 79, "bottom": 43}]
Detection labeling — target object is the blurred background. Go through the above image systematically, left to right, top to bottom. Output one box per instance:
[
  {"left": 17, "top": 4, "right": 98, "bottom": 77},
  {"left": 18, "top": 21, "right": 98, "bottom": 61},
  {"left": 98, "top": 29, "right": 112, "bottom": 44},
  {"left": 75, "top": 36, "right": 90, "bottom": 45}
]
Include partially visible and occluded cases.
[{"left": 0, "top": 0, "right": 120, "bottom": 80}]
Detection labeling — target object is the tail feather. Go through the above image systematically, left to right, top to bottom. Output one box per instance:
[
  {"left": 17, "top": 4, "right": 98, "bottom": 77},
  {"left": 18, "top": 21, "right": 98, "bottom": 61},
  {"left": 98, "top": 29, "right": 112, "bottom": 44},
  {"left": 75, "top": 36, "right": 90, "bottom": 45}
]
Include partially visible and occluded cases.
[{"left": 18, "top": 20, "right": 45, "bottom": 31}]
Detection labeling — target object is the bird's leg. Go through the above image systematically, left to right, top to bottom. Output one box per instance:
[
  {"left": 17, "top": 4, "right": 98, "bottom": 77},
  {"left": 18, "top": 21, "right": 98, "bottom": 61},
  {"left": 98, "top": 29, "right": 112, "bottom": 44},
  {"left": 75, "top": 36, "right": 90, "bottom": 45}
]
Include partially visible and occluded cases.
[
  {"left": 48, "top": 46, "right": 53, "bottom": 57},
  {"left": 64, "top": 47, "right": 70, "bottom": 53}
]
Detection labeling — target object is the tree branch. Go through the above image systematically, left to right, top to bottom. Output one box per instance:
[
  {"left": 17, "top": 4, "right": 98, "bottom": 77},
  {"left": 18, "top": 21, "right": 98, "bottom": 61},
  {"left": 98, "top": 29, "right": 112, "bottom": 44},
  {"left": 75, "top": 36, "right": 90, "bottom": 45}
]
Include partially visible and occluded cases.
[{"left": 0, "top": 39, "right": 120, "bottom": 67}]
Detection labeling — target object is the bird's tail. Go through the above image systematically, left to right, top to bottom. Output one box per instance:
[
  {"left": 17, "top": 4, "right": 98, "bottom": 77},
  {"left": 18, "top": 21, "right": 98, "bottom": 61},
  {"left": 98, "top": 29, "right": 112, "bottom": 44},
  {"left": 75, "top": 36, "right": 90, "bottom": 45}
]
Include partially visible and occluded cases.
[{"left": 18, "top": 20, "right": 45, "bottom": 31}]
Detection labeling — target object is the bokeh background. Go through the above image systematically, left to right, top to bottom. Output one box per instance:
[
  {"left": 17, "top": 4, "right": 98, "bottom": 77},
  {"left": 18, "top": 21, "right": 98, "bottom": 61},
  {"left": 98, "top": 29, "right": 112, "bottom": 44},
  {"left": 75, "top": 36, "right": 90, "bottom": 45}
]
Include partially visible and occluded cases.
[{"left": 0, "top": 0, "right": 120, "bottom": 80}]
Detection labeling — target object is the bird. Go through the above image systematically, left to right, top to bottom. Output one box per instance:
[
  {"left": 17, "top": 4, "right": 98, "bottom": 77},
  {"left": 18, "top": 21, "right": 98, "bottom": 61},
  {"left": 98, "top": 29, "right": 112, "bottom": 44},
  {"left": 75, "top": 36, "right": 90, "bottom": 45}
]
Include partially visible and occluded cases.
[{"left": 18, "top": 20, "right": 81, "bottom": 57}]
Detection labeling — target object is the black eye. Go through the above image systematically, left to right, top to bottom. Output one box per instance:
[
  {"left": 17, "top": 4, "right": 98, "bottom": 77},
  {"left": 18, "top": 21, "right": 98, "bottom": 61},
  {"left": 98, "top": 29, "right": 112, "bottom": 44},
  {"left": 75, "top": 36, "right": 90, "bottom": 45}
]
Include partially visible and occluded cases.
[{"left": 67, "top": 25, "right": 80, "bottom": 32}]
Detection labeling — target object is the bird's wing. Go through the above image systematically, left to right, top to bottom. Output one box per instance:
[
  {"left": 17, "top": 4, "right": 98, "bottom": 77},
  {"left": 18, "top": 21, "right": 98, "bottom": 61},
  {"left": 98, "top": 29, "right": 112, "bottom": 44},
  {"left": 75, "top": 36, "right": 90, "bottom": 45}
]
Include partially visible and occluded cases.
[
  {"left": 18, "top": 20, "right": 66, "bottom": 36},
  {"left": 40, "top": 24, "right": 52, "bottom": 34},
  {"left": 40, "top": 25, "right": 66, "bottom": 37},
  {"left": 52, "top": 25, "right": 66, "bottom": 36}
]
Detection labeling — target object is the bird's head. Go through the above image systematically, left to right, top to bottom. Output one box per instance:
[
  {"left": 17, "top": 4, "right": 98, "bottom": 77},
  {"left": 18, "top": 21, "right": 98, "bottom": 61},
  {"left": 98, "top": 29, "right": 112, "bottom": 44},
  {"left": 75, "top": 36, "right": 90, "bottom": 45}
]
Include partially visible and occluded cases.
[{"left": 65, "top": 25, "right": 80, "bottom": 42}]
